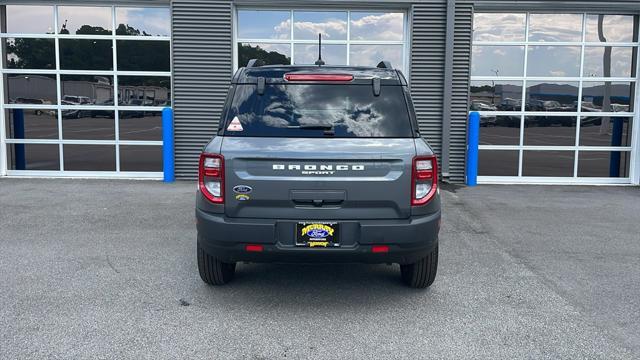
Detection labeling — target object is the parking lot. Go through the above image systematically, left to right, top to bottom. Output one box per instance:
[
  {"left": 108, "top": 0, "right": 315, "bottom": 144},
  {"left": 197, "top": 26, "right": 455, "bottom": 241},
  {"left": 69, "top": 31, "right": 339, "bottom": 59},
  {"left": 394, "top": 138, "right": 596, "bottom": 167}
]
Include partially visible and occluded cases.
[{"left": 1, "top": 179, "right": 638, "bottom": 359}]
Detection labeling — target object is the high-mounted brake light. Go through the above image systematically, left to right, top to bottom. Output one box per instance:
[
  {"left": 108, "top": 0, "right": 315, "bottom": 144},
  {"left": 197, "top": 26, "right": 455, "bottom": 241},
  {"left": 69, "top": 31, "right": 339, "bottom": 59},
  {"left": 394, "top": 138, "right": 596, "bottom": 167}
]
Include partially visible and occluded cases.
[
  {"left": 284, "top": 73, "right": 353, "bottom": 82},
  {"left": 199, "top": 153, "right": 224, "bottom": 204},
  {"left": 411, "top": 155, "right": 438, "bottom": 206}
]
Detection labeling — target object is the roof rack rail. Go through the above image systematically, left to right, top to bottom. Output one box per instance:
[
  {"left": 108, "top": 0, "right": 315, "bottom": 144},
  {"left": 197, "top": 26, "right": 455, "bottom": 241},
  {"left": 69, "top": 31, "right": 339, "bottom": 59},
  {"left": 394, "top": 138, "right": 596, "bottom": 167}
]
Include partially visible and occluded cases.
[
  {"left": 246, "top": 59, "right": 264, "bottom": 68},
  {"left": 376, "top": 61, "right": 393, "bottom": 69}
]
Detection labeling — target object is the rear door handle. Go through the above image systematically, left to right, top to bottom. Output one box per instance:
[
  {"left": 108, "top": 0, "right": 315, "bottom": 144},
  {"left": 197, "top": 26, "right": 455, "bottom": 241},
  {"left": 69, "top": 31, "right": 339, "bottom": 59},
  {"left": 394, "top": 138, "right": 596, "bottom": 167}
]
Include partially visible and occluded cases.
[{"left": 290, "top": 190, "right": 346, "bottom": 206}]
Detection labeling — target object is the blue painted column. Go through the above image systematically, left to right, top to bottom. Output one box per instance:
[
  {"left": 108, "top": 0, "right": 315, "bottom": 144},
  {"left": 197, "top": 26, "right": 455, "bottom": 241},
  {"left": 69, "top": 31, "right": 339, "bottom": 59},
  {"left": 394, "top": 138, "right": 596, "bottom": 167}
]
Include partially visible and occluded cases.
[
  {"left": 162, "top": 107, "right": 175, "bottom": 182},
  {"left": 13, "top": 109, "right": 26, "bottom": 170},
  {"left": 466, "top": 112, "right": 480, "bottom": 186},
  {"left": 609, "top": 117, "right": 623, "bottom": 177}
]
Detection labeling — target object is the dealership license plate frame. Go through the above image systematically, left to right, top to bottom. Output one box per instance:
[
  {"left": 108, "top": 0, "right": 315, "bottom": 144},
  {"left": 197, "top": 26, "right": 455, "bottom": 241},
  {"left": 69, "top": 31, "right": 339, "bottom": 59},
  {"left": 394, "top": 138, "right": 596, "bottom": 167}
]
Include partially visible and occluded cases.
[{"left": 296, "top": 222, "right": 340, "bottom": 247}]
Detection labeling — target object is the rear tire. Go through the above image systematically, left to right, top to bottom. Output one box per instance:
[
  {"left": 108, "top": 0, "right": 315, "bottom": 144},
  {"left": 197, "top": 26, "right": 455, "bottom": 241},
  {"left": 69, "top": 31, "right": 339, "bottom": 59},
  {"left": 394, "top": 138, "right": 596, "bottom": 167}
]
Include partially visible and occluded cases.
[
  {"left": 197, "top": 243, "right": 236, "bottom": 285},
  {"left": 400, "top": 244, "right": 438, "bottom": 288}
]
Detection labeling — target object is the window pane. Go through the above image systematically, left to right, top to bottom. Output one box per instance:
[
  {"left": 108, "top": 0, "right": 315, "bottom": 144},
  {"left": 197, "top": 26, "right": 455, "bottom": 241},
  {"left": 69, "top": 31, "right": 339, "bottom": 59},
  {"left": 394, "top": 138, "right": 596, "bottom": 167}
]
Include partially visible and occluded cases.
[
  {"left": 6, "top": 5, "right": 54, "bottom": 34},
  {"left": 58, "top": 6, "right": 112, "bottom": 35},
  {"left": 116, "top": 7, "right": 170, "bottom": 36},
  {"left": 237, "top": 10, "right": 290, "bottom": 40},
  {"left": 293, "top": 11, "right": 347, "bottom": 40},
  {"left": 350, "top": 12, "right": 404, "bottom": 41},
  {"left": 473, "top": 13, "right": 526, "bottom": 42},
  {"left": 528, "top": 14, "right": 582, "bottom": 42},
  {"left": 585, "top": 15, "right": 637, "bottom": 43},
  {"left": 5, "top": 38, "right": 55, "bottom": 69},
  {"left": 60, "top": 39, "right": 113, "bottom": 70},
  {"left": 117, "top": 40, "right": 170, "bottom": 71},
  {"left": 237, "top": 43, "right": 291, "bottom": 67},
  {"left": 294, "top": 44, "right": 346, "bottom": 65},
  {"left": 349, "top": 44, "right": 402, "bottom": 68},
  {"left": 471, "top": 46, "right": 525, "bottom": 76},
  {"left": 527, "top": 46, "right": 581, "bottom": 77},
  {"left": 583, "top": 47, "right": 636, "bottom": 78},
  {"left": 5, "top": 74, "right": 57, "bottom": 104},
  {"left": 62, "top": 75, "right": 114, "bottom": 105},
  {"left": 118, "top": 76, "right": 170, "bottom": 106},
  {"left": 470, "top": 80, "right": 523, "bottom": 111},
  {"left": 525, "top": 81, "right": 579, "bottom": 111},
  {"left": 582, "top": 82, "right": 634, "bottom": 112},
  {"left": 6, "top": 109, "right": 58, "bottom": 140},
  {"left": 62, "top": 111, "right": 115, "bottom": 140},
  {"left": 119, "top": 112, "right": 162, "bottom": 141},
  {"left": 479, "top": 115, "right": 521, "bottom": 145},
  {"left": 524, "top": 116, "right": 577, "bottom": 146},
  {"left": 579, "top": 117, "right": 632, "bottom": 147},
  {"left": 7, "top": 144, "right": 59, "bottom": 171},
  {"left": 63, "top": 145, "right": 116, "bottom": 171},
  {"left": 119, "top": 146, "right": 162, "bottom": 172},
  {"left": 478, "top": 150, "right": 519, "bottom": 176},
  {"left": 522, "top": 151, "right": 575, "bottom": 177},
  {"left": 578, "top": 151, "right": 630, "bottom": 177}
]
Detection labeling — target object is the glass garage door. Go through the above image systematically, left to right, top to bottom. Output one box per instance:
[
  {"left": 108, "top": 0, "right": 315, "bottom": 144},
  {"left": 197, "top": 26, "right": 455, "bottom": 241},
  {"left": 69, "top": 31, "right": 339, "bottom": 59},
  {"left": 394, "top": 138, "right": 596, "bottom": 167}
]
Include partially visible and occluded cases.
[
  {"left": 0, "top": 5, "right": 171, "bottom": 177},
  {"left": 234, "top": 9, "right": 408, "bottom": 75},
  {"left": 470, "top": 13, "right": 638, "bottom": 184}
]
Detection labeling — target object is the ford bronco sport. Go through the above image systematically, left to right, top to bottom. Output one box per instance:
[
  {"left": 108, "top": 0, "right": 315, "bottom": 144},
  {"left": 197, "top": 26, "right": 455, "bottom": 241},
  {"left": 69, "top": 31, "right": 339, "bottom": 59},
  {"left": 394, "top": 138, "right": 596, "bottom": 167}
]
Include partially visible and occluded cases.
[{"left": 196, "top": 60, "right": 440, "bottom": 288}]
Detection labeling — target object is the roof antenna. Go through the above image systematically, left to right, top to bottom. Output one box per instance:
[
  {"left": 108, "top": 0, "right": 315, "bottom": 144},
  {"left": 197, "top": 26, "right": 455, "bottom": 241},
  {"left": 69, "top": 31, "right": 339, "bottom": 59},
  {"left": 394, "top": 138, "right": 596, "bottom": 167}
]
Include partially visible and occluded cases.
[{"left": 314, "top": 33, "right": 325, "bottom": 66}]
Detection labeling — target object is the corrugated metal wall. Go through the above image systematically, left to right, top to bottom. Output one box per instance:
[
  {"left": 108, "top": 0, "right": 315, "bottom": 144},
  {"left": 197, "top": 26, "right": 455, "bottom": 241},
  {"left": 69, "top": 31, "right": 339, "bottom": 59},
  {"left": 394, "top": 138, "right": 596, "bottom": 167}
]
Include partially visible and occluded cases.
[
  {"left": 172, "top": 0, "right": 232, "bottom": 178},
  {"left": 410, "top": 1, "right": 472, "bottom": 183},
  {"left": 410, "top": 1, "right": 447, "bottom": 172},
  {"left": 449, "top": 1, "right": 473, "bottom": 183}
]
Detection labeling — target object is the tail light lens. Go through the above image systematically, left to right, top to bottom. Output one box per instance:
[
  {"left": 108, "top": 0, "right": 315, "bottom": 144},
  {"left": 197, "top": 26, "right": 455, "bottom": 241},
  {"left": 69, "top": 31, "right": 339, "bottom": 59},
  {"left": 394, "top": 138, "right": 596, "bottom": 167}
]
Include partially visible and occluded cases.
[
  {"left": 199, "top": 153, "right": 224, "bottom": 204},
  {"left": 411, "top": 155, "right": 438, "bottom": 206}
]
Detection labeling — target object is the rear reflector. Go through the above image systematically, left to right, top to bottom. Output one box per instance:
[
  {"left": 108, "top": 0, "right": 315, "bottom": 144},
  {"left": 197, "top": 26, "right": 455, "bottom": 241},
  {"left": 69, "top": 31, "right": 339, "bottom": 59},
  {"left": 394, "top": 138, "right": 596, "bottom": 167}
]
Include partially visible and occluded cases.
[
  {"left": 284, "top": 73, "right": 353, "bottom": 82},
  {"left": 245, "top": 244, "right": 264, "bottom": 252},
  {"left": 372, "top": 245, "right": 389, "bottom": 253}
]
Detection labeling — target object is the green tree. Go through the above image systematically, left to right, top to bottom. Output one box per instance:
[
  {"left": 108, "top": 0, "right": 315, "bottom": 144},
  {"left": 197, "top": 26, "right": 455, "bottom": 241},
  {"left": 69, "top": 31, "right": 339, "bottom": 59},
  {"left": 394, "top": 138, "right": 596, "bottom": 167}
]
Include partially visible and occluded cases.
[
  {"left": 6, "top": 38, "right": 55, "bottom": 69},
  {"left": 238, "top": 44, "right": 290, "bottom": 67}
]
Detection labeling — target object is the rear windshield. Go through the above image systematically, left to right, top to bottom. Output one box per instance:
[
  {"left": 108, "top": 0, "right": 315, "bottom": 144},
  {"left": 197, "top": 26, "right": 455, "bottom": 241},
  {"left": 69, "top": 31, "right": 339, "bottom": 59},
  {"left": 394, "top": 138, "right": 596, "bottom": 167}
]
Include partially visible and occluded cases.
[{"left": 222, "top": 84, "right": 413, "bottom": 138}]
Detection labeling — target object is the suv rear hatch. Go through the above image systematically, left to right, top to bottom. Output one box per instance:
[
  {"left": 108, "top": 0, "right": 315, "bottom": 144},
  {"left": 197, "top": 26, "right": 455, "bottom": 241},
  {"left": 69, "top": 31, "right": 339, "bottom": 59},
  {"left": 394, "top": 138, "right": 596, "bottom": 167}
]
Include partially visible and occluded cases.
[{"left": 220, "top": 73, "right": 417, "bottom": 220}]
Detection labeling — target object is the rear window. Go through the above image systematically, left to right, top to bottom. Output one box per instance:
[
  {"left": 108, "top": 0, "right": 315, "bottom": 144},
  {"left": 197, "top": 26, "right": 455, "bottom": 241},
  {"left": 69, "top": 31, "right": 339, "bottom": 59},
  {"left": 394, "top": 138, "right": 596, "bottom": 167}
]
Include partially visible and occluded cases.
[{"left": 222, "top": 84, "right": 413, "bottom": 138}]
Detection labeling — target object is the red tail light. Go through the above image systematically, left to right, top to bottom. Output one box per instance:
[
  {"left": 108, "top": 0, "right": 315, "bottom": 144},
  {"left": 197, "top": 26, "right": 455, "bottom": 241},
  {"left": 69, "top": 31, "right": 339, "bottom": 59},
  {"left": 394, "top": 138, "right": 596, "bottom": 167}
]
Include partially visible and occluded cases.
[
  {"left": 284, "top": 73, "right": 353, "bottom": 82},
  {"left": 199, "top": 153, "right": 224, "bottom": 204},
  {"left": 411, "top": 155, "right": 438, "bottom": 206},
  {"left": 245, "top": 244, "right": 263, "bottom": 252},
  {"left": 372, "top": 245, "right": 389, "bottom": 253}
]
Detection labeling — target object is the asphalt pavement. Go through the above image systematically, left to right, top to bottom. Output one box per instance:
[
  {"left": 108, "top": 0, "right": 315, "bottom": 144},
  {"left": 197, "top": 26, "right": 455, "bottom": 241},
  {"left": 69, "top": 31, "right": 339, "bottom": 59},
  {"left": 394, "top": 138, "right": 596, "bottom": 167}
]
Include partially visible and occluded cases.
[{"left": 1, "top": 179, "right": 638, "bottom": 359}]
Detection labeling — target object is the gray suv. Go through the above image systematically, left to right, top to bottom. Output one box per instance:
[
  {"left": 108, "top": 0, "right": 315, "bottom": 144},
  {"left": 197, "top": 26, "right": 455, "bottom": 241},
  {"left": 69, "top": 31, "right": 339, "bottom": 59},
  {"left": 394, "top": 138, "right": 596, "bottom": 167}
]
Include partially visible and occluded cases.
[{"left": 196, "top": 61, "right": 441, "bottom": 288}]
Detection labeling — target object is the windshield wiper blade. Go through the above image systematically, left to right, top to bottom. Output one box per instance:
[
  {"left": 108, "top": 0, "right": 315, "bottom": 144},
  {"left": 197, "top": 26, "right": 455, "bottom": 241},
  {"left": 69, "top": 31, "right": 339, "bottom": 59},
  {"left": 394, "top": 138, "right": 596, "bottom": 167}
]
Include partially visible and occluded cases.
[{"left": 287, "top": 124, "right": 334, "bottom": 130}]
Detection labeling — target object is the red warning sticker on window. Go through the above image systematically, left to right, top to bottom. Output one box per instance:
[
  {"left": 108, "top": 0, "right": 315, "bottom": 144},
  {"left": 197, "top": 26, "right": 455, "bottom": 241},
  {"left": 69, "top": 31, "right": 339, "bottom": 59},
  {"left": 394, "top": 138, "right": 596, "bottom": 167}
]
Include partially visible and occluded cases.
[{"left": 227, "top": 116, "right": 244, "bottom": 131}]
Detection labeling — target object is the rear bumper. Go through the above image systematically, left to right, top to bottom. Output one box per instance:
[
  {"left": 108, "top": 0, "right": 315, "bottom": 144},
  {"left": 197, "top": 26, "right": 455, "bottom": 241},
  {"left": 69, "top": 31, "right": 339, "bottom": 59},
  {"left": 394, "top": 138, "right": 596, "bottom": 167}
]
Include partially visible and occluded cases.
[{"left": 196, "top": 208, "right": 440, "bottom": 265}]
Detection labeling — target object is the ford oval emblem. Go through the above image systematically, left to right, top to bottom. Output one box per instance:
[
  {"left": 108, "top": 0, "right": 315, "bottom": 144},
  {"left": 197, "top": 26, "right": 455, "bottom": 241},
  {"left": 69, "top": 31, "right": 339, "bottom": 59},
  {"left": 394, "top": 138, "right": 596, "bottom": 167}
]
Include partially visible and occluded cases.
[
  {"left": 233, "top": 185, "right": 252, "bottom": 194},
  {"left": 307, "top": 229, "right": 329, "bottom": 238}
]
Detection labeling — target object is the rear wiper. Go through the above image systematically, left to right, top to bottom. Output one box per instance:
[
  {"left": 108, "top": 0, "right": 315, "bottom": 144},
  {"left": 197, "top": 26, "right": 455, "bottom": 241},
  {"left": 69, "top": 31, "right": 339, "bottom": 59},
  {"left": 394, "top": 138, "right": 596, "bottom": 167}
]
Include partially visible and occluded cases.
[{"left": 287, "top": 124, "right": 334, "bottom": 130}]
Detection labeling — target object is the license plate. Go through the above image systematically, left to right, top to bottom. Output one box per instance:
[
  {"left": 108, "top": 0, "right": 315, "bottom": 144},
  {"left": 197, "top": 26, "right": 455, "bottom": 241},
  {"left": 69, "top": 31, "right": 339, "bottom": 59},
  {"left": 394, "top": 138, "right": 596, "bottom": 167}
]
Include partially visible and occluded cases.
[{"left": 296, "top": 222, "right": 339, "bottom": 247}]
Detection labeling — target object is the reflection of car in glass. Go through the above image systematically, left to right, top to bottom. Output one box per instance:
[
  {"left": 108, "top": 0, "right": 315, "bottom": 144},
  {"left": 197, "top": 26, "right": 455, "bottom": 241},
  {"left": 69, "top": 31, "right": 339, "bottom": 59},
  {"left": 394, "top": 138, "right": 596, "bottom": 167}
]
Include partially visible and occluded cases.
[
  {"left": 196, "top": 60, "right": 441, "bottom": 288},
  {"left": 62, "top": 95, "right": 91, "bottom": 105},
  {"left": 15, "top": 98, "right": 53, "bottom": 115},
  {"left": 498, "top": 98, "right": 521, "bottom": 111},
  {"left": 120, "top": 99, "right": 145, "bottom": 118},
  {"left": 61, "top": 100, "right": 81, "bottom": 119},
  {"left": 90, "top": 100, "right": 114, "bottom": 118},
  {"left": 470, "top": 100, "right": 497, "bottom": 112},
  {"left": 574, "top": 101, "right": 600, "bottom": 112},
  {"left": 611, "top": 104, "right": 630, "bottom": 112}
]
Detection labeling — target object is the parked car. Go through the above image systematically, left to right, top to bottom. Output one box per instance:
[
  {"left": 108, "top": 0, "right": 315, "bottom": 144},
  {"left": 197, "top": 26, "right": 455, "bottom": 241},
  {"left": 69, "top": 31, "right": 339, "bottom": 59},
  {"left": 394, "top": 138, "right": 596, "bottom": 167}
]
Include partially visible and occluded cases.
[{"left": 195, "top": 60, "right": 441, "bottom": 288}]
